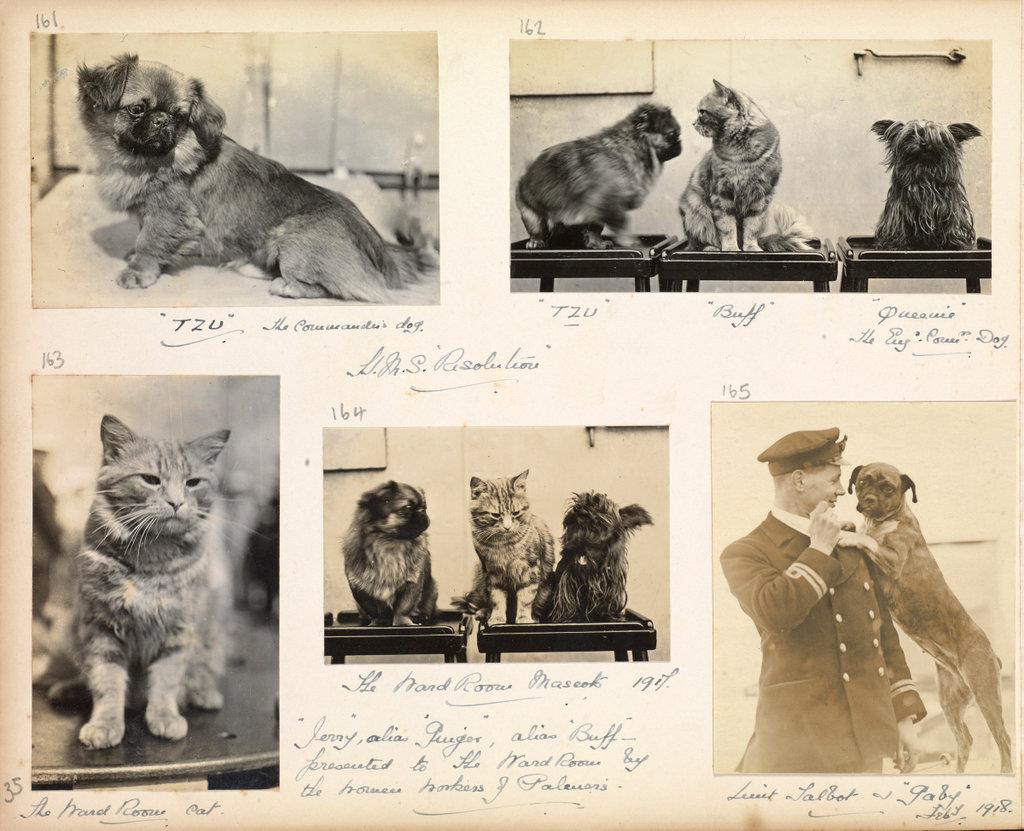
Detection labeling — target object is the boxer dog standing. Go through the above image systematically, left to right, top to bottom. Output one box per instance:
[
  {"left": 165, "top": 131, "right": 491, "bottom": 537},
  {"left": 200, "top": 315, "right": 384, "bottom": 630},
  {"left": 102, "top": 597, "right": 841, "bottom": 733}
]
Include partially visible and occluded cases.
[{"left": 849, "top": 463, "right": 1013, "bottom": 773}]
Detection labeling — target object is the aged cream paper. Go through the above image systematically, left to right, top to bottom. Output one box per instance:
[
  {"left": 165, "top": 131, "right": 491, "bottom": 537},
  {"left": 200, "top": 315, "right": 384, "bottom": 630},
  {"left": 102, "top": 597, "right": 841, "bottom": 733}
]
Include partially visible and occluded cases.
[{"left": 1, "top": 0, "right": 1021, "bottom": 829}]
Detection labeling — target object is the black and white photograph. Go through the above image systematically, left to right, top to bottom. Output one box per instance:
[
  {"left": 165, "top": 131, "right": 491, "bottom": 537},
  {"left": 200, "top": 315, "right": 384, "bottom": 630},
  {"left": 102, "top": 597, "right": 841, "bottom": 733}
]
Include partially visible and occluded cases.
[
  {"left": 30, "top": 33, "right": 439, "bottom": 307},
  {"left": 510, "top": 39, "right": 992, "bottom": 293},
  {"left": 31, "top": 375, "right": 280, "bottom": 789},
  {"left": 712, "top": 402, "right": 1016, "bottom": 775},
  {"left": 323, "top": 427, "right": 669, "bottom": 664}
]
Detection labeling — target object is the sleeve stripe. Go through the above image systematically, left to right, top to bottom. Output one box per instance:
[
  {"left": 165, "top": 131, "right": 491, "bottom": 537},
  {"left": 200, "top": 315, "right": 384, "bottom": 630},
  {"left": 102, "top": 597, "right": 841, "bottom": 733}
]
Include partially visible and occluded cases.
[
  {"left": 785, "top": 562, "right": 827, "bottom": 599},
  {"left": 890, "top": 679, "right": 917, "bottom": 696}
]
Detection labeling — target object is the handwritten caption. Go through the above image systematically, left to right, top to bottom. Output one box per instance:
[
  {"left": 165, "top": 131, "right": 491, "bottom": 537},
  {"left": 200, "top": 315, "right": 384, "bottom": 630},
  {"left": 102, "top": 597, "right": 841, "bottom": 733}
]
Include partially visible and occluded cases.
[
  {"left": 537, "top": 298, "right": 608, "bottom": 328},
  {"left": 710, "top": 301, "right": 769, "bottom": 328},
  {"left": 849, "top": 303, "right": 1010, "bottom": 356},
  {"left": 158, "top": 313, "right": 426, "bottom": 348},
  {"left": 292, "top": 667, "right": 677, "bottom": 815},
  {"left": 727, "top": 779, "right": 1015, "bottom": 824},
  {"left": 20, "top": 796, "right": 222, "bottom": 824}
]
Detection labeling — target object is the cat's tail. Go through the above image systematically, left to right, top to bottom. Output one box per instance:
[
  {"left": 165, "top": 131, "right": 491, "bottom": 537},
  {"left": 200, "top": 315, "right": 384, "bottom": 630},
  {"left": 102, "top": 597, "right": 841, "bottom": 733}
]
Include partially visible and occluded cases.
[
  {"left": 758, "top": 204, "right": 814, "bottom": 252},
  {"left": 450, "top": 588, "right": 486, "bottom": 617}
]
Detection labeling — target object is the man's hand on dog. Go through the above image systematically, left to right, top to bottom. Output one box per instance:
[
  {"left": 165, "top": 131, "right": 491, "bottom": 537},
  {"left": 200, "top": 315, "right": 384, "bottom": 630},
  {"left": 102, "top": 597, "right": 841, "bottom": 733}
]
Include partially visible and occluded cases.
[{"left": 809, "top": 502, "right": 842, "bottom": 555}]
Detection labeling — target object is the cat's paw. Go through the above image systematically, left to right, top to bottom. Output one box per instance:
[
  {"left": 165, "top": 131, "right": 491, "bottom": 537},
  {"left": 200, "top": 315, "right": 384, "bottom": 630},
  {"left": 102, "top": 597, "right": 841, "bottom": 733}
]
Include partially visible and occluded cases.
[
  {"left": 117, "top": 265, "right": 160, "bottom": 289},
  {"left": 188, "top": 686, "right": 224, "bottom": 711},
  {"left": 146, "top": 707, "right": 188, "bottom": 741},
  {"left": 79, "top": 715, "right": 125, "bottom": 749}
]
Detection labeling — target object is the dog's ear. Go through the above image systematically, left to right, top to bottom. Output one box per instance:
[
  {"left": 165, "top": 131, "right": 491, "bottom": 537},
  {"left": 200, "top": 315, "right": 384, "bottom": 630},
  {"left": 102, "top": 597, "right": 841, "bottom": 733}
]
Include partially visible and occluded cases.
[
  {"left": 78, "top": 53, "right": 137, "bottom": 110},
  {"left": 188, "top": 78, "right": 226, "bottom": 152},
  {"left": 870, "top": 120, "right": 901, "bottom": 143},
  {"left": 948, "top": 123, "right": 982, "bottom": 143},
  {"left": 847, "top": 464, "right": 863, "bottom": 494},
  {"left": 511, "top": 469, "right": 529, "bottom": 489},
  {"left": 900, "top": 474, "right": 918, "bottom": 503},
  {"left": 359, "top": 480, "right": 395, "bottom": 513},
  {"left": 619, "top": 504, "right": 653, "bottom": 533}
]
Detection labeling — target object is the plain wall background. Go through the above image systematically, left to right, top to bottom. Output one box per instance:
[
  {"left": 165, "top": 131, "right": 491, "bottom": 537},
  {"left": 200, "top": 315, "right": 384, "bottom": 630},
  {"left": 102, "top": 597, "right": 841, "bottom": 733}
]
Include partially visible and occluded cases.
[
  {"left": 35, "top": 32, "right": 438, "bottom": 184},
  {"left": 510, "top": 39, "right": 992, "bottom": 293},
  {"left": 711, "top": 402, "right": 1017, "bottom": 772},
  {"left": 323, "top": 426, "right": 670, "bottom": 662}
]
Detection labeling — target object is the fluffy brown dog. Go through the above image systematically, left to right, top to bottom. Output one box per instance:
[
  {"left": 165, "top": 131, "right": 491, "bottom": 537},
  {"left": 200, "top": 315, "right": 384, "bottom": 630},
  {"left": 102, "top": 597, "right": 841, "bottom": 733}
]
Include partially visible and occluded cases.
[
  {"left": 77, "top": 54, "right": 436, "bottom": 301},
  {"left": 515, "top": 103, "right": 681, "bottom": 250},
  {"left": 871, "top": 119, "right": 981, "bottom": 250},
  {"left": 849, "top": 463, "right": 1012, "bottom": 773},
  {"left": 342, "top": 481, "right": 438, "bottom": 626},
  {"left": 534, "top": 492, "right": 652, "bottom": 623}
]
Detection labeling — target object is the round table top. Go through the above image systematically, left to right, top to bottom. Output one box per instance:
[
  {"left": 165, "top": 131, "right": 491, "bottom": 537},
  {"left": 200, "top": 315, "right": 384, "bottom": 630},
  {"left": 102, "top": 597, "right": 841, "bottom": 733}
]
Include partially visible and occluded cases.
[{"left": 33, "top": 614, "right": 279, "bottom": 788}]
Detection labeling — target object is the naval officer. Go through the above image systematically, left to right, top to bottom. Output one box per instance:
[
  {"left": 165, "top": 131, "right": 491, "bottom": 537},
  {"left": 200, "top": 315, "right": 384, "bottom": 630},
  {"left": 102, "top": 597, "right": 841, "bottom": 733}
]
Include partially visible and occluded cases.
[{"left": 721, "top": 428, "right": 925, "bottom": 773}]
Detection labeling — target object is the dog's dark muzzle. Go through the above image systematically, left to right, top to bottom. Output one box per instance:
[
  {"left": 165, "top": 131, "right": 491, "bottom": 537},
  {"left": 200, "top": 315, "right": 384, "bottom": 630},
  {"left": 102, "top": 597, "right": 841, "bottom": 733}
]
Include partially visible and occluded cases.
[
  {"left": 659, "top": 137, "right": 683, "bottom": 161},
  {"left": 396, "top": 513, "right": 429, "bottom": 540}
]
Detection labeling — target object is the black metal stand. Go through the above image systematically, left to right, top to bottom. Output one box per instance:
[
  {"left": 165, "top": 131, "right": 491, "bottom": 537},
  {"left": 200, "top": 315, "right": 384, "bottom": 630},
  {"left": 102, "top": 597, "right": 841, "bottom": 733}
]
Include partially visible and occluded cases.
[
  {"left": 510, "top": 235, "right": 678, "bottom": 292},
  {"left": 837, "top": 236, "right": 991, "bottom": 293},
  {"left": 657, "top": 238, "right": 838, "bottom": 292},
  {"left": 477, "top": 609, "right": 656, "bottom": 662},
  {"left": 324, "top": 610, "right": 472, "bottom": 664}
]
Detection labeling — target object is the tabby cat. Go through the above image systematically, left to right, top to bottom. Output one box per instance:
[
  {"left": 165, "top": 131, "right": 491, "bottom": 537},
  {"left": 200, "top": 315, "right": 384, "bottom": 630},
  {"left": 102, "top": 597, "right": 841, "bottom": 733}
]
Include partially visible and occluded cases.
[
  {"left": 679, "top": 80, "right": 811, "bottom": 252},
  {"left": 69, "top": 414, "right": 231, "bottom": 749},
  {"left": 453, "top": 470, "right": 555, "bottom": 624}
]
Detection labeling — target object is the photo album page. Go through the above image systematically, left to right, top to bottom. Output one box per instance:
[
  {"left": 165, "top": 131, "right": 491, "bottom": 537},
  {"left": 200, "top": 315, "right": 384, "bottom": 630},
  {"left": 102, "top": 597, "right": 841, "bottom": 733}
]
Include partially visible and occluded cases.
[{"left": 0, "top": 1, "right": 1020, "bottom": 829}]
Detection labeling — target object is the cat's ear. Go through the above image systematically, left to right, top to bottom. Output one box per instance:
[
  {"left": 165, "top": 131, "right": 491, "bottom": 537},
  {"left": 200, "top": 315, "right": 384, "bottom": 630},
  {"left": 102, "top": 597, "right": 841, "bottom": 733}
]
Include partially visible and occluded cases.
[
  {"left": 712, "top": 79, "right": 740, "bottom": 106},
  {"left": 870, "top": 120, "right": 901, "bottom": 143},
  {"left": 948, "top": 123, "right": 981, "bottom": 143},
  {"left": 100, "top": 415, "right": 137, "bottom": 463},
  {"left": 188, "top": 429, "right": 230, "bottom": 465},
  {"left": 511, "top": 469, "right": 529, "bottom": 489},
  {"left": 469, "top": 476, "right": 486, "bottom": 497},
  {"left": 619, "top": 504, "right": 653, "bottom": 533}
]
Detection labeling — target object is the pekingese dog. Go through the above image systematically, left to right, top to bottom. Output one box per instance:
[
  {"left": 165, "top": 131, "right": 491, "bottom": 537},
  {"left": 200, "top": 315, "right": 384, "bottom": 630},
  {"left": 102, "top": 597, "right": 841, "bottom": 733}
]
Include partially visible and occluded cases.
[
  {"left": 77, "top": 54, "right": 437, "bottom": 301},
  {"left": 515, "top": 103, "right": 682, "bottom": 250},
  {"left": 342, "top": 481, "right": 438, "bottom": 626},
  {"left": 534, "top": 491, "right": 652, "bottom": 623}
]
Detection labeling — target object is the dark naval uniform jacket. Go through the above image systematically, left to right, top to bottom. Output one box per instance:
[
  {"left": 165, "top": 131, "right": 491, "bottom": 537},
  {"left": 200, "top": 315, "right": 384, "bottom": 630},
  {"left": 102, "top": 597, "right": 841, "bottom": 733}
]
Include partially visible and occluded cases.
[{"left": 721, "top": 513, "right": 927, "bottom": 773}]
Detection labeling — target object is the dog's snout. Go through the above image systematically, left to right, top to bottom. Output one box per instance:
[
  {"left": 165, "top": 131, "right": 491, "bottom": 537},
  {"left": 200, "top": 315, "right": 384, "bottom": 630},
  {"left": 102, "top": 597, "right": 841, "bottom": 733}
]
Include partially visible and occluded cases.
[{"left": 149, "top": 111, "right": 169, "bottom": 128}]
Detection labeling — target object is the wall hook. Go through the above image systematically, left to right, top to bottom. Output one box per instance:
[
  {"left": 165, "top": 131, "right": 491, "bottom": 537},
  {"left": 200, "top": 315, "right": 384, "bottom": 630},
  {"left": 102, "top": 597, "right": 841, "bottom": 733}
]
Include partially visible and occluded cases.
[{"left": 854, "top": 47, "right": 965, "bottom": 77}]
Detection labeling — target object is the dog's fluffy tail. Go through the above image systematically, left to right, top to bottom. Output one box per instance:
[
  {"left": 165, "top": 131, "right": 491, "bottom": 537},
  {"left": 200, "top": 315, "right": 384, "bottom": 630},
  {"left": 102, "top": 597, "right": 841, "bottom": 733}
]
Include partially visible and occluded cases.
[
  {"left": 758, "top": 204, "right": 814, "bottom": 252},
  {"left": 387, "top": 215, "right": 439, "bottom": 284}
]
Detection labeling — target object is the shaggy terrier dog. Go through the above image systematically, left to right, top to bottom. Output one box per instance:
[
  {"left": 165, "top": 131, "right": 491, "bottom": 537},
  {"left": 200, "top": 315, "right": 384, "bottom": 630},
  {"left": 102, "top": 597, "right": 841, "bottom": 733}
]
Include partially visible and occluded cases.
[
  {"left": 871, "top": 119, "right": 982, "bottom": 250},
  {"left": 534, "top": 492, "right": 652, "bottom": 624}
]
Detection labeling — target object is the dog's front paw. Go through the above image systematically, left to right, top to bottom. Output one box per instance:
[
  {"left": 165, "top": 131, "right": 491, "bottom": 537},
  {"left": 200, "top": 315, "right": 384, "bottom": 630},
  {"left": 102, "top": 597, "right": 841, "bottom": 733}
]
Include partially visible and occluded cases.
[
  {"left": 524, "top": 238, "right": 547, "bottom": 250},
  {"left": 742, "top": 240, "right": 763, "bottom": 252},
  {"left": 118, "top": 265, "right": 160, "bottom": 289},
  {"left": 839, "top": 530, "right": 879, "bottom": 554},
  {"left": 514, "top": 610, "right": 534, "bottom": 624},
  {"left": 392, "top": 615, "right": 415, "bottom": 626},
  {"left": 146, "top": 706, "right": 188, "bottom": 741},
  {"left": 79, "top": 715, "right": 125, "bottom": 749}
]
